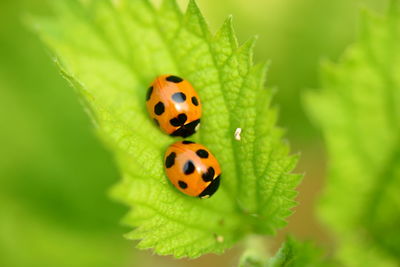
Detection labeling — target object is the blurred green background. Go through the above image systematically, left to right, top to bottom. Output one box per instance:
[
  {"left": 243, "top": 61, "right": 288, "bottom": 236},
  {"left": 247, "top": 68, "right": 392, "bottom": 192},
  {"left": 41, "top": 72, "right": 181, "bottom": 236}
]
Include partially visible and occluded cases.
[{"left": 0, "top": 0, "right": 390, "bottom": 266}]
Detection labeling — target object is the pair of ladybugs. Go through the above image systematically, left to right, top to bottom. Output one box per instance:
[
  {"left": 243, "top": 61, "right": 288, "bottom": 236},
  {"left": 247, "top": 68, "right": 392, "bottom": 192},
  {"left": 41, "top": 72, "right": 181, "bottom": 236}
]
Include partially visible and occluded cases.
[{"left": 146, "top": 75, "right": 221, "bottom": 198}]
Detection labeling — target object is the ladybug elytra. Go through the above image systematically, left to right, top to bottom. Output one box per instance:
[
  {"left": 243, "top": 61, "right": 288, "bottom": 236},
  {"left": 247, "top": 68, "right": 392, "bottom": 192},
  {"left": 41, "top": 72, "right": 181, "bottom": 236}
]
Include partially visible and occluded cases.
[
  {"left": 146, "top": 75, "right": 201, "bottom": 138},
  {"left": 164, "top": 141, "right": 221, "bottom": 198}
]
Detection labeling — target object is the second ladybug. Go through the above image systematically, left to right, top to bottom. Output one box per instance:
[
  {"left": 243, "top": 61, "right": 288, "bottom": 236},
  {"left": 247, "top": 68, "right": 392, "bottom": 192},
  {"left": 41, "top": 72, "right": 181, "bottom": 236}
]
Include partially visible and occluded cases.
[
  {"left": 146, "top": 74, "right": 202, "bottom": 138},
  {"left": 164, "top": 141, "right": 221, "bottom": 198}
]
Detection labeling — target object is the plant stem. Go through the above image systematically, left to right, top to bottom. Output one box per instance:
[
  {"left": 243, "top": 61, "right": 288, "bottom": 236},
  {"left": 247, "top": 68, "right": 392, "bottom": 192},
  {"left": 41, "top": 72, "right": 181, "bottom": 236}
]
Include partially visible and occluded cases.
[{"left": 239, "top": 235, "right": 270, "bottom": 267}]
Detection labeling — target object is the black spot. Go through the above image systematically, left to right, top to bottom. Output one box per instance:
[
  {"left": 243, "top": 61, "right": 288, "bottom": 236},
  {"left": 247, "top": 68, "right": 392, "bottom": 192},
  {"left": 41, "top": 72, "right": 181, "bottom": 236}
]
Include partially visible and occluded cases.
[
  {"left": 166, "top": 75, "right": 183, "bottom": 83},
  {"left": 146, "top": 86, "right": 153, "bottom": 101},
  {"left": 172, "top": 92, "right": 186, "bottom": 103},
  {"left": 191, "top": 96, "right": 199, "bottom": 106},
  {"left": 154, "top": 102, "right": 165, "bottom": 115},
  {"left": 170, "top": 113, "right": 187, "bottom": 127},
  {"left": 153, "top": 118, "right": 160, "bottom": 126},
  {"left": 170, "top": 119, "right": 200, "bottom": 138},
  {"left": 182, "top": 140, "right": 194, "bottom": 144},
  {"left": 196, "top": 149, "right": 209, "bottom": 158},
  {"left": 165, "top": 152, "right": 176, "bottom": 168},
  {"left": 183, "top": 160, "right": 195, "bottom": 175},
  {"left": 202, "top": 167, "right": 215, "bottom": 182},
  {"left": 198, "top": 175, "right": 221, "bottom": 198},
  {"left": 178, "top": 180, "right": 188, "bottom": 189}
]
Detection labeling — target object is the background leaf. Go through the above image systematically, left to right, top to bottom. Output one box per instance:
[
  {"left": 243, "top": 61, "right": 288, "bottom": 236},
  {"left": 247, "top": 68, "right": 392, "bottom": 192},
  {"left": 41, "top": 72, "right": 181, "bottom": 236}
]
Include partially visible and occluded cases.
[
  {"left": 0, "top": 0, "right": 131, "bottom": 266},
  {"left": 34, "top": 0, "right": 301, "bottom": 258},
  {"left": 305, "top": 1, "right": 400, "bottom": 265},
  {"left": 238, "top": 236, "right": 330, "bottom": 267},
  {"left": 266, "top": 237, "right": 329, "bottom": 267}
]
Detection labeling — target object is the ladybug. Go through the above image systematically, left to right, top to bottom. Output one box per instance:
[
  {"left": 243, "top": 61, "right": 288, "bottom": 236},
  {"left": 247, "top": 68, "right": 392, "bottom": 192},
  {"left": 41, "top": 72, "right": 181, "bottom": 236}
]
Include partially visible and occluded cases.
[
  {"left": 146, "top": 74, "right": 202, "bottom": 138},
  {"left": 164, "top": 141, "right": 221, "bottom": 198}
]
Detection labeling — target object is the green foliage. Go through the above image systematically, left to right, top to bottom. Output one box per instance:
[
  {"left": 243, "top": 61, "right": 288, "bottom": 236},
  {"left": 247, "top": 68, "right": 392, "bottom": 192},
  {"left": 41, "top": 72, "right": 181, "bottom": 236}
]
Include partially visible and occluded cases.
[
  {"left": 0, "top": 0, "right": 130, "bottom": 266},
  {"left": 34, "top": 0, "right": 301, "bottom": 258},
  {"left": 199, "top": 0, "right": 389, "bottom": 142},
  {"left": 305, "top": 1, "right": 400, "bottom": 265},
  {"left": 239, "top": 237, "right": 329, "bottom": 267},
  {"left": 266, "top": 237, "right": 328, "bottom": 267}
]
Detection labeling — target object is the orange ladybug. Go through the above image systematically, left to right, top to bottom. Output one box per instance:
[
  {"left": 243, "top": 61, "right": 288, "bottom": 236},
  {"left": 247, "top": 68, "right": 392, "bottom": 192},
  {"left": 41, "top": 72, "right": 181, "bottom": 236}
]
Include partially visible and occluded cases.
[
  {"left": 146, "top": 75, "right": 202, "bottom": 137},
  {"left": 164, "top": 141, "right": 221, "bottom": 198}
]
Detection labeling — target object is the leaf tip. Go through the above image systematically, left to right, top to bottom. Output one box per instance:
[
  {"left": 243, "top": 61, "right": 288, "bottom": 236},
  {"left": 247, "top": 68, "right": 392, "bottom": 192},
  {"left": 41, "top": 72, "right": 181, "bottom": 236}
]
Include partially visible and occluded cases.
[
  {"left": 160, "top": 0, "right": 182, "bottom": 15},
  {"left": 185, "top": 0, "right": 209, "bottom": 36},
  {"left": 187, "top": 0, "right": 201, "bottom": 15},
  {"left": 222, "top": 14, "right": 234, "bottom": 31}
]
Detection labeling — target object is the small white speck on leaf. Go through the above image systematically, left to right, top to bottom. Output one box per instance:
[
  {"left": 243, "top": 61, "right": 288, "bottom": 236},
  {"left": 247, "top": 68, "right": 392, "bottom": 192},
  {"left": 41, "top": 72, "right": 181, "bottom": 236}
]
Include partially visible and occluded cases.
[
  {"left": 234, "top": 128, "right": 242, "bottom": 141},
  {"left": 214, "top": 234, "right": 224, "bottom": 243}
]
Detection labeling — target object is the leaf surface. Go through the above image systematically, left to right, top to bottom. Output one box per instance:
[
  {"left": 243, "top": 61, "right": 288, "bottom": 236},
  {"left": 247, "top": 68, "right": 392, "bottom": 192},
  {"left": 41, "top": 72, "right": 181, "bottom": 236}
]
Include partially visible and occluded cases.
[
  {"left": 35, "top": 0, "right": 301, "bottom": 258},
  {"left": 305, "top": 1, "right": 400, "bottom": 265},
  {"left": 239, "top": 237, "right": 330, "bottom": 267}
]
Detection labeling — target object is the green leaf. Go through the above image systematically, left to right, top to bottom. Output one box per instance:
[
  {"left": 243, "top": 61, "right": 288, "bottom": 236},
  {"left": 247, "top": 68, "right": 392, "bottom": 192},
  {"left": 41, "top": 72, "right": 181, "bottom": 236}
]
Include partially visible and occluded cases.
[
  {"left": 33, "top": 0, "right": 301, "bottom": 258},
  {"left": 0, "top": 1, "right": 131, "bottom": 264},
  {"left": 305, "top": 1, "right": 400, "bottom": 265},
  {"left": 238, "top": 236, "right": 330, "bottom": 267},
  {"left": 266, "top": 237, "right": 329, "bottom": 267}
]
